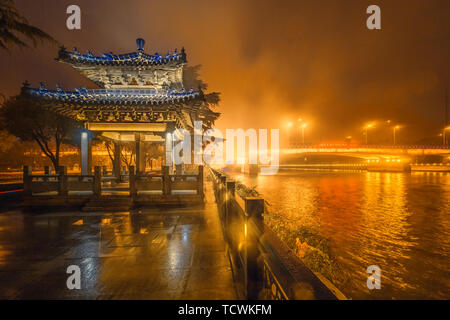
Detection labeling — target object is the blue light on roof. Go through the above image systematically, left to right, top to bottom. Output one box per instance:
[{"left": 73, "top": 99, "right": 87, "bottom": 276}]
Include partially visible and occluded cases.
[
  {"left": 62, "top": 44, "right": 183, "bottom": 65},
  {"left": 27, "top": 86, "right": 200, "bottom": 105}
]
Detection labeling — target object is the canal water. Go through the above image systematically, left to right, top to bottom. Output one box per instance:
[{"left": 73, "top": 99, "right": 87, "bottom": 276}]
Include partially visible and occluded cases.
[{"left": 230, "top": 170, "right": 450, "bottom": 299}]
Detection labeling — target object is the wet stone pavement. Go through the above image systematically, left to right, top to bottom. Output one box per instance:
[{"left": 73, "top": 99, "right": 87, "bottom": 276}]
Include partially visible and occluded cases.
[{"left": 0, "top": 180, "right": 237, "bottom": 299}]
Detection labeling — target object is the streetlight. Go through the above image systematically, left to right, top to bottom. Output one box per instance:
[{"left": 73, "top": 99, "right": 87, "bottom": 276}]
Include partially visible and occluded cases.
[
  {"left": 297, "top": 118, "right": 303, "bottom": 145},
  {"left": 287, "top": 122, "right": 293, "bottom": 147},
  {"left": 301, "top": 123, "right": 308, "bottom": 146},
  {"left": 364, "top": 123, "right": 374, "bottom": 145},
  {"left": 393, "top": 125, "right": 401, "bottom": 146},
  {"left": 444, "top": 126, "right": 450, "bottom": 146},
  {"left": 439, "top": 133, "right": 444, "bottom": 146}
]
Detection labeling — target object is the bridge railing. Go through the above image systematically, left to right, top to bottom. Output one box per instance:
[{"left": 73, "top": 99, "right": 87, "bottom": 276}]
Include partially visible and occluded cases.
[
  {"left": 287, "top": 144, "right": 450, "bottom": 149},
  {"left": 208, "top": 166, "right": 346, "bottom": 300}
]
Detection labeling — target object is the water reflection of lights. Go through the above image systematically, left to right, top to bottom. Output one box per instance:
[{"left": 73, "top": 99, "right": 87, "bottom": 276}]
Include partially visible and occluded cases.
[
  {"left": 229, "top": 170, "right": 450, "bottom": 299},
  {"left": 237, "top": 173, "right": 319, "bottom": 228},
  {"left": 101, "top": 218, "right": 111, "bottom": 225},
  {"left": 72, "top": 219, "right": 83, "bottom": 226},
  {"left": 0, "top": 244, "right": 11, "bottom": 266}
]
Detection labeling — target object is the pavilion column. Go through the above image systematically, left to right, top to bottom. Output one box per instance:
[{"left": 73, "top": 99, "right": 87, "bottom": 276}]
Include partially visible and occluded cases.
[
  {"left": 81, "top": 131, "right": 92, "bottom": 175},
  {"left": 165, "top": 131, "right": 173, "bottom": 174},
  {"left": 135, "top": 133, "right": 145, "bottom": 174},
  {"left": 88, "top": 140, "right": 93, "bottom": 174},
  {"left": 113, "top": 141, "right": 121, "bottom": 179}
]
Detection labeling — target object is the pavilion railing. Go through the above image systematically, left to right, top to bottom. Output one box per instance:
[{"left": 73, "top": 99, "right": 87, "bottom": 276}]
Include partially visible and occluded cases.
[
  {"left": 23, "top": 165, "right": 100, "bottom": 196},
  {"left": 24, "top": 165, "right": 204, "bottom": 198},
  {"left": 130, "top": 165, "right": 204, "bottom": 197},
  {"left": 208, "top": 166, "right": 346, "bottom": 300}
]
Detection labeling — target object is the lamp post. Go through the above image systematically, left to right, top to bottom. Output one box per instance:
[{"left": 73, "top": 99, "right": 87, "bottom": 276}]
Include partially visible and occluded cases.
[
  {"left": 297, "top": 118, "right": 302, "bottom": 145},
  {"left": 287, "top": 122, "right": 293, "bottom": 147},
  {"left": 301, "top": 123, "right": 308, "bottom": 146},
  {"left": 364, "top": 124, "right": 374, "bottom": 145},
  {"left": 393, "top": 125, "right": 401, "bottom": 146},
  {"left": 444, "top": 126, "right": 450, "bottom": 146},
  {"left": 439, "top": 133, "right": 444, "bottom": 146}
]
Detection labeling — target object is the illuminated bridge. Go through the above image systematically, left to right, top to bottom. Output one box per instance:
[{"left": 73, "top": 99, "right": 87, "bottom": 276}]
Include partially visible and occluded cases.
[
  {"left": 267, "top": 145, "right": 450, "bottom": 173},
  {"left": 283, "top": 145, "right": 450, "bottom": 158}
]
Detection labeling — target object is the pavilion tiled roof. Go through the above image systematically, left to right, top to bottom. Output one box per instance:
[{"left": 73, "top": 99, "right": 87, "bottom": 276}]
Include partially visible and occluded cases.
[
  {"left": 20, "top": 38, "right": 220, "bottom": 129},
  {"left": 56, "top": 40, "right": 186, "bottom": 67},
  {"left": 26, "top": 85, "right": 201, "bottom": 106}
]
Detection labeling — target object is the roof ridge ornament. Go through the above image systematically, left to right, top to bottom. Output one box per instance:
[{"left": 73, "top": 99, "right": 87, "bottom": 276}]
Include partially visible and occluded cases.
[
  {"left": 136, "top": 38, "right": 145, "bottom": 52},
  {"left": 181, "top": 47, "right": 186, "bottom": 61},
  {"left": 21, "top": 80, "right": 30, "bottom": 94}
]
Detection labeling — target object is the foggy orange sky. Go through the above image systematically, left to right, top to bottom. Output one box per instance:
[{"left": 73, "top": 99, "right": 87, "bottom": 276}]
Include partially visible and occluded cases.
[{"left": 0, "top": 0, "right": 449, "bottom": 144}]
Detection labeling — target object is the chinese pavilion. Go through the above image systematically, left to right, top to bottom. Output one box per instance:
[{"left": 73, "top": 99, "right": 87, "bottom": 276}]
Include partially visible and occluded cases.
[{"left": 23, "top": 38, "right": 220, "bottom": 177}]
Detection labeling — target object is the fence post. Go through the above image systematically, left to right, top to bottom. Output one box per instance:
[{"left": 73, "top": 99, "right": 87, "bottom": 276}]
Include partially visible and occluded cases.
[
  {"left": 198, "top": 165, "right": 204, "bottom": 197},
  {"left": 23, "top": 166, "right": 32, "bottom": 196},
  {"left": 44, "top": 166, "right": 51, "bottom": 181},
  {"left": 58, "top": 166, "right": 68, "bottom": 196},
  {"left": 94, "top": 166, "right": 102, "bottom": 197},
  {"left": 102, "top": 166, "right": 107, "bottom": 176},
  {"left": 121, "top": 166, "right": 127, "bottom": 182},
  {"left": 129, "top": 166, "right": 136, "bottom": 198},
  {"left": 163, "top": 166, "right": 171, "bottom": 195},
  {"left": 220, "top": 175, "right": 227, "bottom": 209},
  {"left": 225, "top": 180, "right": 236, "bottom": 240},
  {"left": 226, "top": 180, "right": 236, "bottom": 197},
  {"left": 245, "top": 197, "right": 265, "bottom": 300}
]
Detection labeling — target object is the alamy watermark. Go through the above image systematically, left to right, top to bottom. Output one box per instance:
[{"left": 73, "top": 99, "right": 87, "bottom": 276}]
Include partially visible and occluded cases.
[
  {"left": 66, "top": 5, "right": 81, "bottom": 30},
  {"left": 66, "top": 5, "right": 380, "bottom": 31},
  {"left": 366, "top": 5, "right": 381, "bottom": 30},
  {"left": 168, "top": 121, "right": 279, "bottom": 175},
  {"left": 66, "top": 265, "right": 81, "bottom": 290},
  {"left": 366, "top": 265, "right": 381, "bottom": 290}
]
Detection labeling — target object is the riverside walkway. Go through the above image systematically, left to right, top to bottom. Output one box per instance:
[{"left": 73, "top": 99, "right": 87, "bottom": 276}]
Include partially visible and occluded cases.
[{"left": 0, "top": 178, "right": 237, "bottom": 299}]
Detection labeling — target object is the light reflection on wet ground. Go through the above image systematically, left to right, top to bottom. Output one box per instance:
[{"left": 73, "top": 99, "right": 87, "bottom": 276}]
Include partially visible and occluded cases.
[
  {"left": 232, "top": 170, "right": 450, "bottom": 299},
  {"left": 0, "top": 180, "right": 236, "bottom": 300}
]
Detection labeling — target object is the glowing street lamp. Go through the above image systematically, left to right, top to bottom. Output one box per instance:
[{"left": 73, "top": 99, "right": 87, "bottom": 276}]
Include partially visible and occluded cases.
[
  {"left": 297, "top": 118, "right": 304, "bottom": 145},
  {"left": 287, "top": 122, "right": 293, "bottom": 146},
  {"left": 301, "top": 123, "right": 308, "bottom": 146},
  {"left": 364, "top": 123, "right": 374, "bottom": 145},
  {"left": 393, "top": 125, "right": 401, "bottom": 146},
  {"left": 444, "top": 126, "right": 450, "bottom": 146},
  {"left": 345, "top": 136, "right": 352, "bottom": 143}
]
